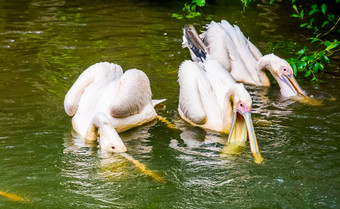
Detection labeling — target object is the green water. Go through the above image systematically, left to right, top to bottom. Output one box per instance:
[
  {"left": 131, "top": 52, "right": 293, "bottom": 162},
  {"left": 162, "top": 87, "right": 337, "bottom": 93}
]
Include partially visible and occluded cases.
[{"left": 0, "top": 0, "right": 339, "bottom": 208}]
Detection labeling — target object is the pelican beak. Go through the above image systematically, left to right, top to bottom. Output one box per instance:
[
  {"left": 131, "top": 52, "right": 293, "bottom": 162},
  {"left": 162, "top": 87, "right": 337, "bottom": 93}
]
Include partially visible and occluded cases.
[
  {"left": 282, "top": 74, "right": 306, "bottom": 97},
  {"left": 227, "top": 110, "right": 263, "bottom": 164},
  {"left": 243, "top": 112, "right": 263, "bottom": 164}
]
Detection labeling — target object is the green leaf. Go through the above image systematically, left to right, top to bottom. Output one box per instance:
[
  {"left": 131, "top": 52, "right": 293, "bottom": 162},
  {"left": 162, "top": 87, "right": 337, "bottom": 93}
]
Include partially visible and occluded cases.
[
  {"left": 192, "top": 0, "right": 206, "bottom": 7},
  {"left": 241, "top": 0, "right": 251, "bottom": 7},
  {"left": 336, "top": 0, "right": 340, "bottom": 3},
  {"left": 184, "top": 3, "right": 191, "bottom": 11},
  {"left": 292, "top": 4, "right": 299, "bottom": 13},
  {"left": 311, "top": 4, "right": 318, "bottom": 10},
  {"left": 321, "top": 4, "right": 327, "bottom": 15},
  {"left": 191, "top": 5, "right": 196, "bottom": 12},
  {"left": 309, "top": 9, "right": 319, "bottom": 16},
  {"left": 186, "top": 11, "right": 201, "bottom": 19},
  {"left": 171, "top": 13, "right": 184, "bottom": 19},
  {"left": 292, "top": 14, "right": 300, "bottom": 18},
  {"left": 327, "top": 14, "right": 335, "bottom": 23},
  {"left": 309, "top": 18, "right": 315, "bottom": 25},
  {"left": 322, "top": 21, "right": 329, "bottom": 28},
  {"left": 300, "top": 23, "right": 308, "bottom": 28},
  {"left": 310, "top": 37, "right": 320, "bottom": 43},
  {"left": 325, "top": 41, "right": 339, "bottom": 51},
  {"left": 298, "top": 49, "right": 305, "bottom": 56},
  {"left": 309, "top": 54, "right": 316, "bottom": 61},
  {"left": 301, "top": 56, "right": 309, "bottom": 62},
  {"left": 289, "top": 58, "right": 299, "bottom": 63},
  {"left": 296, "top": 62, "right": 307, "bottom": 71},
  {"left": 291, "top": 63, "right": 297, "bottom": 75},
  {"left": 314, "top": 63, "right": 324, "bottom": 72},
  {"left": 304, "top": 70, "right": 311, "bottom": 77}
]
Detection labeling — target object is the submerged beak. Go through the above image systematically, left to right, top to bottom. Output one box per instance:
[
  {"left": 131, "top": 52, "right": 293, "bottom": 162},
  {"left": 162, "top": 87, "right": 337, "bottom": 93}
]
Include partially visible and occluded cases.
[
  {"left": 282, "top": 75, "right": 306, "bottom": 97},
  {"left": 227, "top": 111, "right": 263, "bottom": 164},
  {"left": 243, "top": 112, "right": 263, "bottom": 164}
]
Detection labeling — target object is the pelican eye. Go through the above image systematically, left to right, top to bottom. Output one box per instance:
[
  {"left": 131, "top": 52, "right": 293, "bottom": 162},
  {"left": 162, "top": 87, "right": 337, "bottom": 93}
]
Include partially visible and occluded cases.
[
  {"left": 240, "top": 103, "right": 243, "bottom": 108},
  {"left": 112, "top": 146, "right": 115, "bottom": 150}
]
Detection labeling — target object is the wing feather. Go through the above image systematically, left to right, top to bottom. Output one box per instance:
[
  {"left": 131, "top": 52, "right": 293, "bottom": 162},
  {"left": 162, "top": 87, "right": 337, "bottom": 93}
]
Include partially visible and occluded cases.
[
  {"left": 219, "top": 20, "right": 260, "bottom": 84},
  {"left": 201, "top": 21, "right": 231, "bottom": 71},
  {"left": 182, "top": 25, "right": 207, "bottom": 62},
  {"left": 246, "top": 38, "right": 263, "bottom": 61},
  {"left": 178, "top": 61, "right": 206, "bottom": 124},
  {"left": 64, "top": 62, "right": 123, "bottom": 116},
  {"left": 110, "top": 69, "right": 152, "bottom": 118}
]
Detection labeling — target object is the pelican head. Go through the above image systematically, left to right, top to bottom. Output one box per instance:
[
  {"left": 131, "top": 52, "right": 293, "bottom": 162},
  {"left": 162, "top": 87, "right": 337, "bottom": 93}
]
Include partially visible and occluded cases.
[
  {"left": 259, "top": 54, "right": 306, "bottom": 97},
  {"left": 227, "top": 84, "right": 263, "bottom": 163},
  {"left": 85, "top": 113, "right": 127, "bottom": 153},
  {"left": 85, "top": 126, "right": 127, "bottom": 153},
  {"left": 99, "top": 128, "right": 127, "bottom": 153}
]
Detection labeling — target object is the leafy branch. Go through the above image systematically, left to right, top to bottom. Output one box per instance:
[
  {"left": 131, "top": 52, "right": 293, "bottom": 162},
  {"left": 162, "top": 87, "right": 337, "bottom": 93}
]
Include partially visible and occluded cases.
[
  {"left": 172, "top": 0, "right": 206, "bottom": 19},
  {"left": 288, "top": 0, "right": 339, "bottom": 81},
  {"left": 289, "top": 42, "right": 339, "bottom": 81}
]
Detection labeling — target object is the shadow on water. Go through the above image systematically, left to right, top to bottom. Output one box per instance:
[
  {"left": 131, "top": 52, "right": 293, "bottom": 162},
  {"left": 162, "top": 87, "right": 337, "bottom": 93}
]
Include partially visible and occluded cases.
[{"left": 0, "top": 0, "right": 339, "bottom": 208}]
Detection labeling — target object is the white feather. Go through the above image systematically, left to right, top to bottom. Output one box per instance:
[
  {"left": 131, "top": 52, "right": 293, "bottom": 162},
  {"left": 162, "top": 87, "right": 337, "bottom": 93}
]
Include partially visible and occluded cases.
[
  {"left": 178, "top": 59, "right": 251, "bottom": 133},
  {"left": 64, "top": 62, "right": 163, "bottom": 152}
]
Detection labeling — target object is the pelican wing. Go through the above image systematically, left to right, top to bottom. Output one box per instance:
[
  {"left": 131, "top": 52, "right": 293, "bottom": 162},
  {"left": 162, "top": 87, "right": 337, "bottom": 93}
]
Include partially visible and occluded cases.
[
  {"left": 218, "top": 20, "right": 261, "bottom": 84},
  {"left": 201, "top": 21, "right": 231, "bottom": 70},
  {"left": 231, "top": 24, "right": 263, "bottom": 61},
  {"left": 182, "top": 25, "right": 207, "bottom": 62},
  {"left": 246, "top": 39, "right": 263, "bottom": 61},
  {"left": 178, "top": 61, "right": 206, "bottom": 124},
  {"left": 64, "top": 62, "right": 123, "bottom": 116},
  {"left": 110, "top": 69, "right": 153, "bottom": 118},
  {"left": 152, "top": 99, "right": 166, "bottom": 107}
]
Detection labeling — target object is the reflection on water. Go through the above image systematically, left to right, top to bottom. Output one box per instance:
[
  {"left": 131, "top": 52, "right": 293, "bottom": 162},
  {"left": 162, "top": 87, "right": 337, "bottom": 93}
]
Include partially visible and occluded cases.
[
  {"left": 0, "top": 0, "right": 339, "bottom": 208},
  {"left": 257, "top": 0, "right": 282, "bottom": 39},
  {"left": 171, "top": 119, "right": 226, "bottom": 158},
  {"left": 62, "top": 121, "right": 159, "bottom": 179},
  {"left": 61, "top": 122, "right": 166, "bottom": 208}
]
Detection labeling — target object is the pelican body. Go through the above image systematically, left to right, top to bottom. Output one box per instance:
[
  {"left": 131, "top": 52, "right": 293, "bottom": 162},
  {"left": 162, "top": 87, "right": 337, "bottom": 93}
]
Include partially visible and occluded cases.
[
  {"left": 183, "top": 21, "right": 306, "bottom": 98},
  {"left": 178, "top": 59, "right": 262, "bottom": 162},
  {"left": 64, "top": 62, "right": 163, "bottom": 153}
]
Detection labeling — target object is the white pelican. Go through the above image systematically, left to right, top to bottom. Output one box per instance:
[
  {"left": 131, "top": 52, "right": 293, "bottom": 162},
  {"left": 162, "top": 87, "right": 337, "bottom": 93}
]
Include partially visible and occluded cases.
[
  {"left": 183, "top": 21, "right": 306, "bottom": 98},
  {"left": 178, "top": 59, "right": 263, "bottom": 163},
  {"left": 64, "top": 62, "right": 164, "bottom": 153}
]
